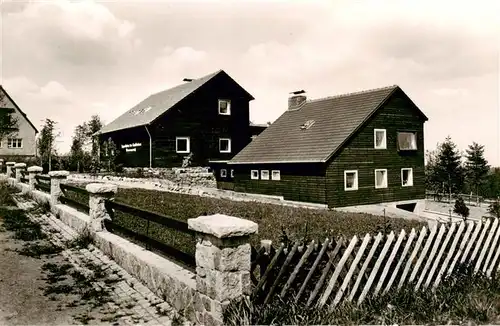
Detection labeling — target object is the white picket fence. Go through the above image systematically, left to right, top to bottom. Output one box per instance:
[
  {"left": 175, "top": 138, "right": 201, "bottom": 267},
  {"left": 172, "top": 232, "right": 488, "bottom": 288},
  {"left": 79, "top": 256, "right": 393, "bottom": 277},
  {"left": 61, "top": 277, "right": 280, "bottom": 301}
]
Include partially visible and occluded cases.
[{"left": 253, "top": 218, "right": 500, "bottom": 307}]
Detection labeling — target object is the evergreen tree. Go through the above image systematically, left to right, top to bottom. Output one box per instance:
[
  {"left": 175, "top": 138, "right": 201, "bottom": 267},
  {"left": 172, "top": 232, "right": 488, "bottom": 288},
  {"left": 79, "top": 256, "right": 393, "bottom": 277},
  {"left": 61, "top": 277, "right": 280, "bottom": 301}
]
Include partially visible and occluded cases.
[
  {"left": 434, "top": 136, "right": 465, "bottom": 200},
  {"left": 464, "top": 142, "right": 489, "bottom": 203}
]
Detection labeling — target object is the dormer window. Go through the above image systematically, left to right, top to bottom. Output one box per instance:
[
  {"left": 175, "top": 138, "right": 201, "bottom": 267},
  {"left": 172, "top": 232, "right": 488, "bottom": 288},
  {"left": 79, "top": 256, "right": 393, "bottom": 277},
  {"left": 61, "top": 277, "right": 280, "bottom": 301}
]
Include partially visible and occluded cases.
[
  {"left": 218, "top": 99, "right": 231, "bottom": 115},
  {"left": 300, "top": 119, "right": 315, "bottom": 130},
  {"left": 398, "top": 132, "right": 417, "bottom": 151}
]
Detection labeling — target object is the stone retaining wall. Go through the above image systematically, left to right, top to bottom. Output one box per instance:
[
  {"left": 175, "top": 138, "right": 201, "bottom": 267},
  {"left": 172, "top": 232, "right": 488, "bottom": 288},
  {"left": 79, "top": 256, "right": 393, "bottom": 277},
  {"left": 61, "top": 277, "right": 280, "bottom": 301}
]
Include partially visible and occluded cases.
[{"left": 68, "top": 173, "right": 329, "bottom": 210}]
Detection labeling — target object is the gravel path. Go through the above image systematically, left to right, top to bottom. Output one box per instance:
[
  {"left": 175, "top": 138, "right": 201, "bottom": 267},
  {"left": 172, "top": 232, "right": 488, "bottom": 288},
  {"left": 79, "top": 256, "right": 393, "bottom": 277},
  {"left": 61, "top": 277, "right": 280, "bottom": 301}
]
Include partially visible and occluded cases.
[{"left": 0, "top": 196, "right": 182, "bottom": 325}]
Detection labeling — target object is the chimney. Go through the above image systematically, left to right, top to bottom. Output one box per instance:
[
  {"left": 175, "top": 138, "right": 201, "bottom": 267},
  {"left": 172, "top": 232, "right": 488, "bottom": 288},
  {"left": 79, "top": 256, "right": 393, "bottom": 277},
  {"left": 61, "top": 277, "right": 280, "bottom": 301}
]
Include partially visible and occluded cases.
[{"left": 288, "top": 90, "right": 307, "bottom": 111}]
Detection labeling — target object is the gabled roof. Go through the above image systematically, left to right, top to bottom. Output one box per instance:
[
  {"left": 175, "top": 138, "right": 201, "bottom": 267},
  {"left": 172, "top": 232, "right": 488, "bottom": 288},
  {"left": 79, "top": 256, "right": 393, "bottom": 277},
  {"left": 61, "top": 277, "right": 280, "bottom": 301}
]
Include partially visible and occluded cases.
[
  {"left": 98, "top": 69, "right": 254, "bottom": 134},
  {"left": 0, "top": 85, "right": 38, "bottom": 134},
  {"left": 229, "top": 85, "right": 428, "bottom": 164}
]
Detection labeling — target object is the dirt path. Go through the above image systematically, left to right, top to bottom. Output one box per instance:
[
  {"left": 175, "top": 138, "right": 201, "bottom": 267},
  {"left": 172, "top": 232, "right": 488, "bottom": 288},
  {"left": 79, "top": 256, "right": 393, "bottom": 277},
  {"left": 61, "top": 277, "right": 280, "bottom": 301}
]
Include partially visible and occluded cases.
[
  {"left": 0, "top": 199, "right": 178, "bottom": 326},
  {"left": 0, "top": 224, "right": 80, "bottom": 325}
]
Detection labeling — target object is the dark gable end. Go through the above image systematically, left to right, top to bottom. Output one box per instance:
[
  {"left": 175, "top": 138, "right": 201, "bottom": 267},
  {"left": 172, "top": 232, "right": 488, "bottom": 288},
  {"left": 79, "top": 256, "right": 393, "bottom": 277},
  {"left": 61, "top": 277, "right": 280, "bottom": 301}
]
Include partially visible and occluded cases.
[
  {"left": 98, "top": 69, "right": 254, "bottom": 135},
  {"left": 0, "top": 85, "right": 38, "bottom": 133},
  {"left": 229, "top": 85, "right": 427, "bottom": 164}
]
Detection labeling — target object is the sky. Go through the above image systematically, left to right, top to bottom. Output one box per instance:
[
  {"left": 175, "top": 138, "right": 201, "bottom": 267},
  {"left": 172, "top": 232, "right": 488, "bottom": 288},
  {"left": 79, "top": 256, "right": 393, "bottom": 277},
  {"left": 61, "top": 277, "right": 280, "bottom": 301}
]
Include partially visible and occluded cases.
[{"left": 1, "top": 0, "right": 499, "bottom": 165}]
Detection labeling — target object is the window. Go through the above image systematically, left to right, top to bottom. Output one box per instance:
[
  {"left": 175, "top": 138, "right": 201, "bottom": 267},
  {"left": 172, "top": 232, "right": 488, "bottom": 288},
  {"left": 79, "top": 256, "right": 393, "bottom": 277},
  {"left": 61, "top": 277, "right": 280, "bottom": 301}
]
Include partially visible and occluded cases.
[
  {"left": 218, "top": 99, "right": 231, "bottom": 115},
  {"left": 374, "top": 129, "right": 387, "bottom": 149},
  {"left": 397, "top": 132, "right": 417, "bottom": 150},
  {"left": 176, "top": 137, "right": 190, "bottom": 153},
  {"left": 7, "top": 138, "right": 23, "bottom": 149},
  {"left": 219, "top": 138, "right": 231, "bottom": 153},
  {"left": 401, "top": 168, "right": 413, "bottom": 187},
  {"left": 220, "top": 169, "right": 227, "bottom": 177},
  {"left": 230, "top": 169, "right": 234, "bottom": 178},
  {"left": 375, "top": 169, "right": 388, "bottom": 189},
  {"left": 251, "top": 170, "right": 259, "bottom": 180},
  {"left": 261, "top": 170, "right": 270, "bottom": 180},
  {"left": 271, "top": 170, "right": 281, "bottom": 181},
  {"left": 344, "top": 170, "right": 358, "bottom": 191}
]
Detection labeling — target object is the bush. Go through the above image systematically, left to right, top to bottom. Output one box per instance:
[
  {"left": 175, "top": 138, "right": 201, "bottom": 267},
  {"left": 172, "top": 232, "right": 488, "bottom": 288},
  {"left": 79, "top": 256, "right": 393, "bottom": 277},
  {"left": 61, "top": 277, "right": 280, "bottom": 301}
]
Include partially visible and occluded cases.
[
  {"left": 453, "top": 197, "right": 470, "bottom": 219},
  {"left": 489, "top": 199, "right": 500, "bottom": 219},
  {"left": 224, "top": 264, "right": 500, "bottom": 325}
]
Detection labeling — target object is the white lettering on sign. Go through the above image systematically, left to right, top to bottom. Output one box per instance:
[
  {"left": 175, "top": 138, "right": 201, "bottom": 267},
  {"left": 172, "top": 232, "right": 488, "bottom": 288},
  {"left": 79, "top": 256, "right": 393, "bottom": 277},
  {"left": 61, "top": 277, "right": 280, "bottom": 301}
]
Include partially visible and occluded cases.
[
  {"left": 121, "top": 143, "right": 142, "bottom": 149},
  {"left": 126, "top": 148, "right": 137, "bottom": 152}
]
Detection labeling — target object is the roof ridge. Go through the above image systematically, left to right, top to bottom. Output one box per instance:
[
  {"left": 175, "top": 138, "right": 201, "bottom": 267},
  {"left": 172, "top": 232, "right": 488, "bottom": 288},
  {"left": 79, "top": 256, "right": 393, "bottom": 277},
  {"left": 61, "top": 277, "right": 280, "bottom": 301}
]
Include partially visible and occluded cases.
[{"left": 307, "top": 84, "right": 399, "bottom": 104}]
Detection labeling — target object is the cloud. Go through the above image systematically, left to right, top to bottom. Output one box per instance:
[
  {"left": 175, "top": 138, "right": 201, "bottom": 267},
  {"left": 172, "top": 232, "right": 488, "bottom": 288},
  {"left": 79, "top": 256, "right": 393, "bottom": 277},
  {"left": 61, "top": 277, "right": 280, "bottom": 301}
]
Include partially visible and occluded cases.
[{"left": 3, "top": 0, "right": 141, "bottom": 71}]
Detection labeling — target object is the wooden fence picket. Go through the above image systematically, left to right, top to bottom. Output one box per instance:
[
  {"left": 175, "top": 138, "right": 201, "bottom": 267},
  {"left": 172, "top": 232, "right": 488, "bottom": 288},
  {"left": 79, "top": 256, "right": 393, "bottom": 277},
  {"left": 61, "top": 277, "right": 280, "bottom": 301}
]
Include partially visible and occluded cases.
[
  {"left": 250, "top": 217, "right": 500, "bottom": 309},
  {"left": 475, "top": 218, "right": 499, "bottom": 273},
  {"left": 469, "top": 219, "right": 491, "bottom": 264},
  {"left": 461, "top": 220, "right": 483, "bottom": 263},
  {"left": 448, "top": 221, "right": 475, "bottom": 276},
  {"left": 483, "top": 221, "right": 500, "bottom": 274},
  {"left": 434, "top": 222, "right": 465, "bottom": 288},
  {"left": 424, "top": 223, "right": 456, "bottom": 289},
  {"left": 415, "top": 224, "right": 446, "bottom": 291},
  {"left": 409, "top": 225, "right": 438, "bottom": 284},
  {"left": 398, "top": 226, "right": 427, "bottom": 289},
  {"left": 384, "top": 228, "right": 416, "bottom": 294},
  {"left": 374, "top": 229, "right": 406, "bottom": 295},
  {"left": 357, "top": 231, "right": 395, "bottom": 305},
  {"left": 348, "top": 233, "right": 383, "bottom": 302},
  {"left": 333, "top": 234, "right": 371, "bottom": 306},
  {"left": 318, "top": 236, "right": 358, "bottom": 307}
]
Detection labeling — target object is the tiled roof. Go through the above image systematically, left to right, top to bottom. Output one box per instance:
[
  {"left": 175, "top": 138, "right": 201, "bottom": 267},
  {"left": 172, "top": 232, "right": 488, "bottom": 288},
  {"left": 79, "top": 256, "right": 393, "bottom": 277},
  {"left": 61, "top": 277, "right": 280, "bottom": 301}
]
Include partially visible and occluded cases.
[
  {"left": 99, "top": 70, "right": 224, "bottom": 134},
  {"left": 229, "top": 85, "right": 414, "bottom": 164}
]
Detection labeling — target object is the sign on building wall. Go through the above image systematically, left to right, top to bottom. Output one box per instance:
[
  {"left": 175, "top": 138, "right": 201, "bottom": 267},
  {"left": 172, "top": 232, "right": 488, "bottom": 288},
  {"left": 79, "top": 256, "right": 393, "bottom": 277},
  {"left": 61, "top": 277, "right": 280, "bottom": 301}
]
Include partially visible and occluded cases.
[{"left": 121, "top": 143, "right": 142, "bottom": 153}]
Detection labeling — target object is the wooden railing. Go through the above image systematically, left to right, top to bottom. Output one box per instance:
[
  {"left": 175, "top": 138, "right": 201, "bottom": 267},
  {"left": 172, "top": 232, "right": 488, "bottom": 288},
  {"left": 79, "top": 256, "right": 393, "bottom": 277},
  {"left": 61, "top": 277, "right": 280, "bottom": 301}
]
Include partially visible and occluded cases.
[
  {"left": 34, "top": 175, "right": 51, "bottom": 193},
  {"left": 60, "top": 184, "right": 90, "bottom": 213},
  {"left": 104, "top": 200, "right": 196, "bottom": 270},
  {"left": 251, "top": 218, "right": 500, "bottom": 308}
]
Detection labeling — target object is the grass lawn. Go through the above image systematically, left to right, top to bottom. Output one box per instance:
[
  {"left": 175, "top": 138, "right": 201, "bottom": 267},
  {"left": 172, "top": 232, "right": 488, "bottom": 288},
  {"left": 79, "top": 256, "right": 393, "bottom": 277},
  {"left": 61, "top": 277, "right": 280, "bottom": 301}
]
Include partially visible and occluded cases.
[{"left": 62, "top": 183, "right": 425, "bottom": 256}]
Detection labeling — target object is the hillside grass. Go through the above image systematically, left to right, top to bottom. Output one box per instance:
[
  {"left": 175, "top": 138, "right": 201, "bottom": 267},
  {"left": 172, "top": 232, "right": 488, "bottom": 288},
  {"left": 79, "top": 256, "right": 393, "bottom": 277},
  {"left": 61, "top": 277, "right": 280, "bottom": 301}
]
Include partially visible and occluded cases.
[{"left": 62, "top": 183, "right": 425, "bottom": 256}]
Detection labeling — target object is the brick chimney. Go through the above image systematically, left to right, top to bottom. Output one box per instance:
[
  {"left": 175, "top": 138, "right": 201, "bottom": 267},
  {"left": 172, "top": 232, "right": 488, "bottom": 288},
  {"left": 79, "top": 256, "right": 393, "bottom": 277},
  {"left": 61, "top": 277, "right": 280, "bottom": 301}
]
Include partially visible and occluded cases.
[{"left": 288, "top": 90, "right": 307, "bottom": 111}]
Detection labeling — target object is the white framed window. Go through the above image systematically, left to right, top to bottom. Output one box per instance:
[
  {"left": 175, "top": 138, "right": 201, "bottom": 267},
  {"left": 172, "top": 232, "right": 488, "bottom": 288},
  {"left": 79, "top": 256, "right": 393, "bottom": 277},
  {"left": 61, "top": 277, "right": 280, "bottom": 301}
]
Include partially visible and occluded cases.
[
  {"left": 218, "top": 99, "right": 231, "bottom": 115},
  {"left": 374, "top": 129, "right": 387, "bottom": 149},
  {"left": 397, "top": 132, "right": 417, "bottom": 150},
  {"left": 176, "top": 137, "right": 190, "bottom": 153},
  {"left": 7, "top": 138, "right": 23, "bottom": 149},
  {"left": 219, "top": 138, "right": 231, "bottom": 153},
  {"left": 401, "top": 168, "right": 413, "bottom": 187},
  {"left": 220, "top": 169, "right": 227, "bottom": 177},
  {"left": 230, "top": 169, "right": 234, "bottom": 178},
  {"left": 375, "top": 169, "right": 388, "bottom": 189},
  {"left": 251, "top": 170, "right": 259, "bottom": 180},
  {"left": 261, "top": 170, "right": 270, "bottom": 180},
  {"left": 271, "top": 170, "right": 281, "bottom": 181},
  {"left": 344, "top": 170, "right": 358, "bottom": 191}
]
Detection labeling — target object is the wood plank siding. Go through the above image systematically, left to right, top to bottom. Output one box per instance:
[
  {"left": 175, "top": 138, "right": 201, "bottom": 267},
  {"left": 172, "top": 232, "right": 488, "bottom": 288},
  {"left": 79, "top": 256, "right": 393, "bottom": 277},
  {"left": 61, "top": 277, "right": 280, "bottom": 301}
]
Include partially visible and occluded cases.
[
  {"left": 99, "top": 72, "right": 253, "bottom": 168},
  {"left": 221, "top": 88, "right": 426, "bottom": 208},
  {"left": 325, "top": 90, "right": 426, "bottom": 207}
]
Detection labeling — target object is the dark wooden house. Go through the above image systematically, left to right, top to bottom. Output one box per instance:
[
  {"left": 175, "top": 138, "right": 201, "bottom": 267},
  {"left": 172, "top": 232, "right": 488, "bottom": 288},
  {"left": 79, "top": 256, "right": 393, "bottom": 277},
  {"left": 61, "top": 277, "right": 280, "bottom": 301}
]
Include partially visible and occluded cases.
[
  {"left": 96, "top": 70, "right": 255, "bottom": 168},
  {"left": 211, "top": 85, "right": 429, "bottom": 208}
]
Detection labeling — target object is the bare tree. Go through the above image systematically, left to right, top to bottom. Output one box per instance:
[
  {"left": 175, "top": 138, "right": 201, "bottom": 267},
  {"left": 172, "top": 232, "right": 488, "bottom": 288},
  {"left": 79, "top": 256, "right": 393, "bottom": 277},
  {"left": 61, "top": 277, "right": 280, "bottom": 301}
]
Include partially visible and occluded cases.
[{"left": 0, "top": 89, "right": 19, "bottom": 140}]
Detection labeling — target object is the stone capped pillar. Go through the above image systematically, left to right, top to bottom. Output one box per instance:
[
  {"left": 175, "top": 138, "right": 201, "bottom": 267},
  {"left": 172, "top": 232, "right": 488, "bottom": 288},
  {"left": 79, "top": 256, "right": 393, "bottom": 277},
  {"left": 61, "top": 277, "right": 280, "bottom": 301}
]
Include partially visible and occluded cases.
[
  {"left": 6, "top": 162, "right": 15, "bottom": 178},
  {"left": 14, "top": 163, "right": 27, "bottom": 182},
  {"left": 28, "top": 166, "right": 43, "bottom": 191},
  {"left": 48, "top": 170, "right": 70, "bottom": 205},
  {"left": 86, "top": 183, "right": 117, "bottom": 232},
  {"left": 188, "top": 214, "right": 258, "bottom": 325}
]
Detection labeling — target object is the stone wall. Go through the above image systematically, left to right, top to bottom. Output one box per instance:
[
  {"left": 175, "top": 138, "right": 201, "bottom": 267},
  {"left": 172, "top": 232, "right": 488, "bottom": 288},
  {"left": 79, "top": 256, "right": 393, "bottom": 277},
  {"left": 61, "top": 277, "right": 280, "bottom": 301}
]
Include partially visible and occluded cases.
[
  {"left": 117, "top": 167, "right": 216, "bottom": 188},
  {"left": 5, "top": 169, "right": 257, "bottom": 325},
  {"left": 68, "top": 173, "right": 329, "bottom": 210}
]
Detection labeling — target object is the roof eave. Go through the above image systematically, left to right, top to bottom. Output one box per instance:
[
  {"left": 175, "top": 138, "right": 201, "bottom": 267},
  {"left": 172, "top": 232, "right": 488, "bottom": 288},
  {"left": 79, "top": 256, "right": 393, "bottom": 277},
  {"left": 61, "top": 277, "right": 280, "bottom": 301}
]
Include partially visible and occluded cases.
[{"left": 228, "top": 159, "right": 326, "bottom": 165}]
